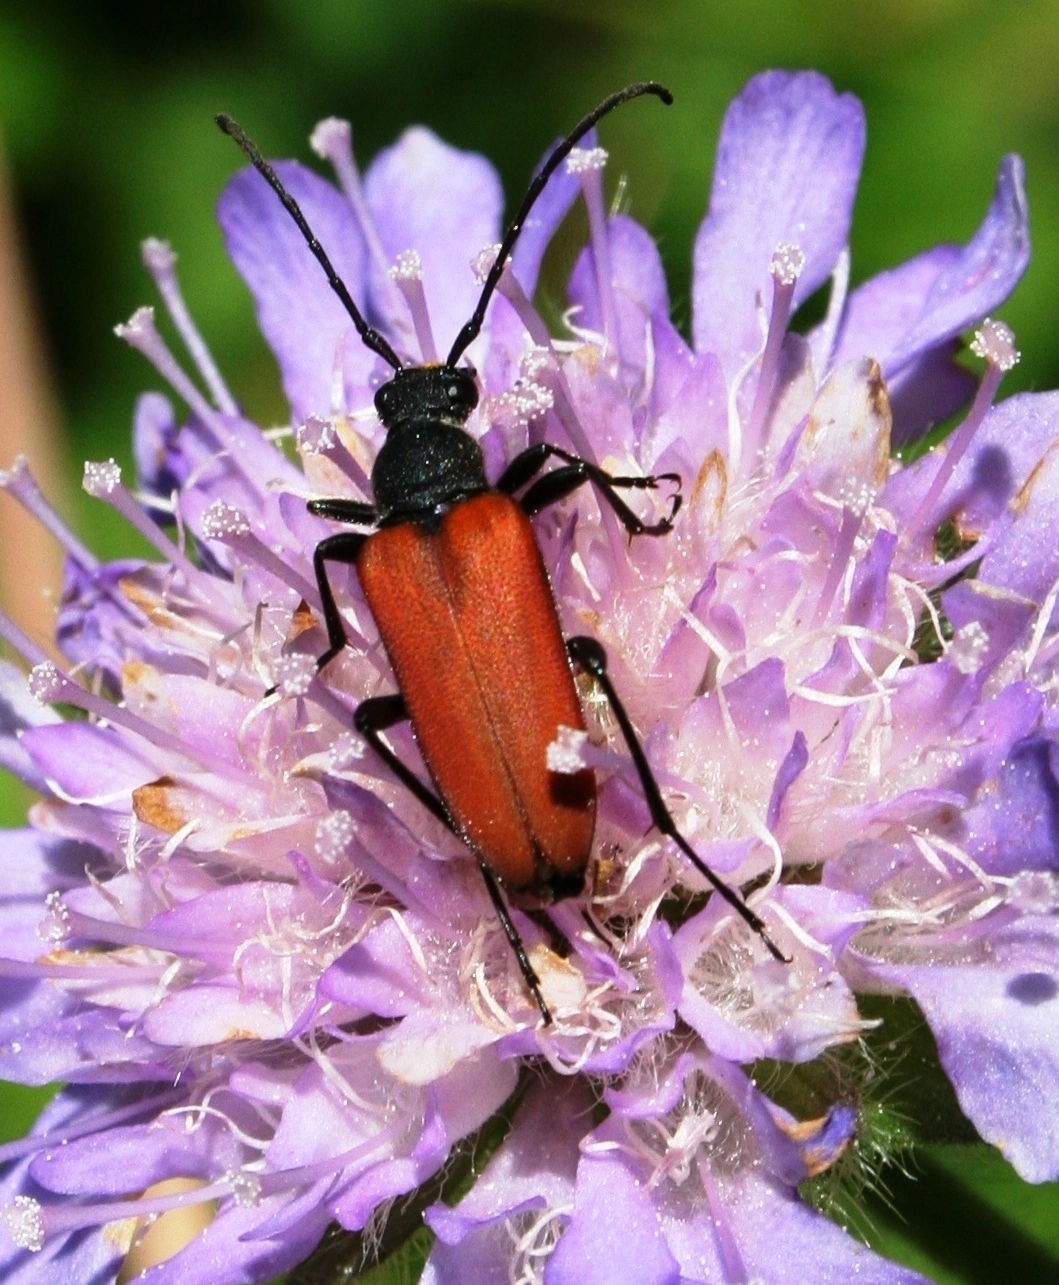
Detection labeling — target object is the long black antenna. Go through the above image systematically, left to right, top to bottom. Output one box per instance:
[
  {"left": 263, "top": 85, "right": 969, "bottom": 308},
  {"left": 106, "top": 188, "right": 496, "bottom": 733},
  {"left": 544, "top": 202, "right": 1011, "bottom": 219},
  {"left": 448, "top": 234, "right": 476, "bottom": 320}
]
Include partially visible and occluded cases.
[
  {"left": 445, "top": 81, "right": 672, "bottom": 366},
  {"left": 216, "top": 113, "right": 404, "bottom": 372}
]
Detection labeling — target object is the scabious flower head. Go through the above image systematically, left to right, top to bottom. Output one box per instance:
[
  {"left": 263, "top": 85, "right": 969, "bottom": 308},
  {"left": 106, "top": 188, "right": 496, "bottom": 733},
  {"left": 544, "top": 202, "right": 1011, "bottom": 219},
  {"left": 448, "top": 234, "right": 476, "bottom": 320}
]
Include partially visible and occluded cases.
[{"left": 0, "top": 69, "right": 1050, "bottom": 1284}]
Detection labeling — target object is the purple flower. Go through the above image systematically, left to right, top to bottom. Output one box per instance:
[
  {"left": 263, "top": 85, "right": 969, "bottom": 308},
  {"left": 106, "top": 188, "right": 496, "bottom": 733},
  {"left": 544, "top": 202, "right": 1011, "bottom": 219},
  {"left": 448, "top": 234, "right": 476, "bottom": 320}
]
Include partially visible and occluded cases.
[{"left": 0, "top": 68, "right": 1048, "bottom": 1283}]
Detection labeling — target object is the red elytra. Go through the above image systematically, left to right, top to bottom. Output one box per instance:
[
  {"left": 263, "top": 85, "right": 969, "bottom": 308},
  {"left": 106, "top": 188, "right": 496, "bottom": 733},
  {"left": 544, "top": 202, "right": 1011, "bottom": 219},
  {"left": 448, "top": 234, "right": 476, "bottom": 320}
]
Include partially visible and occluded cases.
[{"left": 357, "top": 490, "right": 595, "bottom": 891}]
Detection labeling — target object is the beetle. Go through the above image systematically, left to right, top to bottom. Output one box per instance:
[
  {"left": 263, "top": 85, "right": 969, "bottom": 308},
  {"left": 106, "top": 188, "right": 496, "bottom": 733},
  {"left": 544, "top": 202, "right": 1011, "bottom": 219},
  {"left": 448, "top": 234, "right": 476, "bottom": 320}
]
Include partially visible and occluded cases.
[{"left": 217, "top": 85, "right": 783, "bottom": 1021}]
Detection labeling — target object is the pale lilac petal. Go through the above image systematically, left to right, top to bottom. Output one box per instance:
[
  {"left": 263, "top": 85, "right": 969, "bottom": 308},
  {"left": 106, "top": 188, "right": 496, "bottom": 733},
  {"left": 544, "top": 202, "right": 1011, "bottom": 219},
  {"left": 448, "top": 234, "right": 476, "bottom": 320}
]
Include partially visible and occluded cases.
[
  {"left": 692, "top": 71, "right": 865, "bottom": 378},
  {"left": 364, "top": 128, "right": 502, "bottom": 361},
  {"left": 568, "top": 214, "right": 669, "bottom": 377}
]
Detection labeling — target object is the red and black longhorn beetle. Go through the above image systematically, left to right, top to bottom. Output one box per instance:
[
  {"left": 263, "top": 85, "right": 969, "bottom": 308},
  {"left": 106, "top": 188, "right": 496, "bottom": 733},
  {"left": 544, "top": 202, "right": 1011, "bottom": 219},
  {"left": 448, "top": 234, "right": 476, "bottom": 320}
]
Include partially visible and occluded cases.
[{"left": 217, "top": 84, "right": 784, "bottom": 1022}]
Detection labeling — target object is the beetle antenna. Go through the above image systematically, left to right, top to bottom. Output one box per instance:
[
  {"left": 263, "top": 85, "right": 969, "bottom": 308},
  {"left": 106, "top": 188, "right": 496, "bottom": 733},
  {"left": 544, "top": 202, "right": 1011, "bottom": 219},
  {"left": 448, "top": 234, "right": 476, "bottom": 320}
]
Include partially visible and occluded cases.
[
  {"left": 446, "top": 81, "right": 673, "bottom": 367},
  {"left": 216, "top": 113, "right": 403, "bottom": 372}
]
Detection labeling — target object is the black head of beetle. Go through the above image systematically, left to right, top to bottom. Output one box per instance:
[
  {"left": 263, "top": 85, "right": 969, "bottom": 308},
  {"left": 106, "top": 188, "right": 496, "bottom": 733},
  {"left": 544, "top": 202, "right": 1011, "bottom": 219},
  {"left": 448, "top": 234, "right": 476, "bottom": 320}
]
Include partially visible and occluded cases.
[{"left": 374, "top": 364, "right": 479, "bottom": 432}]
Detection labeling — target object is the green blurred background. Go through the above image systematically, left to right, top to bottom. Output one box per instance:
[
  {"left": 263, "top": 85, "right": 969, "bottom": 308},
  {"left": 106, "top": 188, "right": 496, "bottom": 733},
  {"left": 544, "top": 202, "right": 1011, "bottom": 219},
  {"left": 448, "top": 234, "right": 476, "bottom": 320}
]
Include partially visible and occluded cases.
[{"left": 1, "top": 1, "right": 1059, "bottom": 1281}]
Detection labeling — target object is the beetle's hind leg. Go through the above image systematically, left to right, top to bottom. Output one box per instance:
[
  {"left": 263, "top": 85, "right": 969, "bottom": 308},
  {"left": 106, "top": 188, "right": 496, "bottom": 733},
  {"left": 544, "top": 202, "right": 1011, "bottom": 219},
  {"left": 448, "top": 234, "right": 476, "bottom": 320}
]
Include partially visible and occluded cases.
[
  {"left": 566, "top": 636, "right": 789, "bottom": 963},
  {"left": 354, "top": 694, "right": 553, "bottom": 1024}
]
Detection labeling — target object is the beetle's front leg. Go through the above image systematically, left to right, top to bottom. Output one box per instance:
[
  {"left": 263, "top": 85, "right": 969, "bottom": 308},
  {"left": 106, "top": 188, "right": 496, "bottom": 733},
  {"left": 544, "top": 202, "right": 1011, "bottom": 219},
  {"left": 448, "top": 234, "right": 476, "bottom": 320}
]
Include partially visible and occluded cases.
[{"left": 496, "top": 442, "right": 681, "bottom": 535}]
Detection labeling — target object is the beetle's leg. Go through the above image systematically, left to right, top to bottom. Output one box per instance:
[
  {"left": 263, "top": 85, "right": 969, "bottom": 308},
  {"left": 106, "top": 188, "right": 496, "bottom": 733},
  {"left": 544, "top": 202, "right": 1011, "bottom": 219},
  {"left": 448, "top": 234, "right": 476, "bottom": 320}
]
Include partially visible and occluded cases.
[
  {"left": 497, "top": 443, "right": 681, "bottom": 536},
  {"left": 308, "top": 498, "right": 379, "bottom": 524},
  {"left": 313, "top": 531, "right": 369, "bottom": 670},
  {"left": 566, "top": 635, "right": 789, "bottom": 963},
  {"left": 354, "top": 694, "right": 451, "bottom": 829},
  {"left": 355, "top": 695, "right": 552, "bottom": 1024},
  {"left": 478, "top": 862, "right": 552, "bottom": 1025}
]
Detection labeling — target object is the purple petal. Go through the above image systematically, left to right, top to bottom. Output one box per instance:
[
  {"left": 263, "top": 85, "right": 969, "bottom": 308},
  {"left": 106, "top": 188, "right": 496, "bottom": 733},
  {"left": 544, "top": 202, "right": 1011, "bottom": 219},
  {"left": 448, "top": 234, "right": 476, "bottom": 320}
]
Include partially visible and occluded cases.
[
  {"left": 692, "top": 71, "right": 865, "bottom": 378},
  {"left": 364, "top": 128, "right": 502, "bottom": 361},
  {"left": 509, "top": 137, "right": 584, "bottom": 297},
  {"left": 885, "top": 156, "right": 1029, "bottom": 375},
  {"left": 219, "top": 161, "right": 372, "bottom": 422},
  {"left": 568, "top": 215, "right": 669, "bottom": 378},
  {"left": 828, "top": 246, "right": 960, "bottom": 373},
  {"left": 887, "top": 343, "right": 978, "bottom": 445},
  {"left": 646, "top": 350, "right": 727, "bottom": 466},
  {"left": 133, "top": 391, "right": 187, "bottom": 503},
  {"left": 948, "top": 391, "right": 1059, "bottom": 534},
  {"left": 977, "top": 443, "right": 1059, "bottom": 617},
  {"left": 0, "top": 663, "right": 60, "bottom": 792},
  {"left": 19, "top": 723, "right": 164, "bottom": 801},
  {"left": 961, "top": 737, "right": 1059, "bottom": 876},
  {"left": 868, "top": 916, "right": 1059, "bottom": 1182},
  {"left": 426, "top": 1076, "right": 587, "bottom": 1246},
  {"left": 0, "top": 1090, "right": 125, "bottom": 1284},
  {"left": 28, "top": 1115, "right": 240, "bottom": 1196},
  {"left": 545, "top": 1146, "right": 680, "bottom": 1285},
  {"left": 662, "top": 1165, "right": 931, "bottom": 1284},
  {"left": 133, "top": 1194, "right": 329, "bottom": 1285}
]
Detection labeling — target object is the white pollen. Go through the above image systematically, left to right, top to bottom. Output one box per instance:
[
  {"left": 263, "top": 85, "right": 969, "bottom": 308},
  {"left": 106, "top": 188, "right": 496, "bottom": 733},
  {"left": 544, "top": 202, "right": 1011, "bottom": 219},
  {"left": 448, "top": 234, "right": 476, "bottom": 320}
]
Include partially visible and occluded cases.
[
  {"left": 310, "top": 116, "right": 351, "bottom": 159},
  {"left": 566, "top": 146, "right": 608, "bottom": 175},
  {"left": 141, "top": 237, "right": 176, "bottom": 272},
  {"left": 770, "top": 242, "right": 806, "bottom": 287},
  {"left": 472, "top": 244, "right": 502, "bottom": 285},
  {"left": 389, "top": 249, "right": 423, "bottom": 282},
  {"left": 113, "top": 304, "right": 156, "bottom": 342},
  {"left": 970, "top": 318, "right": 1020, "bottom": 371},
  {"left": 518, "top": 347, "right": 551, "bottom": 381},
  {"left": 296, "top": 415, "right": 337, "bottom": 455},
  {"left": 0, "top": 454, "right": 29, "bottom": 490},
  {"left": 83, "top": 459, "right": 122, "bottom": 497},
  {"left": 836, "top": 478, "right": 876, "bottom": 519},
  {"left": 200, "top": 500, "right": 252, "bottom": 540},
  {"left": 949, "top": 621, "right": 990, "bottom": 674},
  {"left": 274, "top": 654, "right": 316, "bottom": 697},
  {"left": 27, "top": 661, "right": 65, "bottom": 705},
  {"left": 547, "top": 726, "right": 590, "bottom": 774},
  {"left": 329, "top": 732, "right": 364, "bottom": 769},
  {"left": 315, "top": 810, "right": 355, "bottom": 863},
  {"left": 1008, "top": 869, "right": 1059, "bottom": 913},
  {"left": 38, "top": 891, "right": 72, "bottom": 944},
  {"left": 225, "top": 1168, "right": 263, "bottom": 1208},
  {"left": 4, "top": 1195, "right": 44, "bottom": 1252}
]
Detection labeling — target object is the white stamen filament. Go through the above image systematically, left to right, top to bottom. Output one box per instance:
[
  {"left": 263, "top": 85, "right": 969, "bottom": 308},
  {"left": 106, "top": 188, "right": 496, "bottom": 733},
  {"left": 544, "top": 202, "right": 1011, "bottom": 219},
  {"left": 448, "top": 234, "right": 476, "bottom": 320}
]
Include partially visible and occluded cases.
[
  {"left": 141, "top": 239, "right": 238, "bottom": 415},
  {"left": 745, "top": 243, "right": 805, "bottom": 459},
  {"left": 388, "top": 250, "right": 437, "bottom": 362},
  {"left": 910, "top": 319, "right": 1019, "bottom": 535},
  {"left": 0, "top": 456, "right": 99, "bottom": 569}
]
